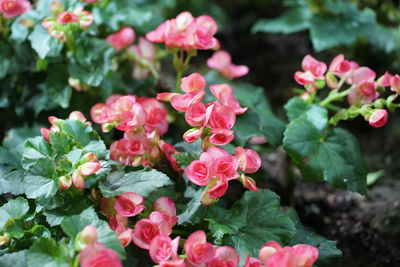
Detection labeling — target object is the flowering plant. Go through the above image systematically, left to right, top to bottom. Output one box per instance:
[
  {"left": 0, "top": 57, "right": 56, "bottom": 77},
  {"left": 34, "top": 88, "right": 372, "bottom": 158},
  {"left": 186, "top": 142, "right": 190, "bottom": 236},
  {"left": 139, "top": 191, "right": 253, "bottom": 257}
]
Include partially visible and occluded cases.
[{"left": 0, "top": 1, "right": 397, "bottom": 267}]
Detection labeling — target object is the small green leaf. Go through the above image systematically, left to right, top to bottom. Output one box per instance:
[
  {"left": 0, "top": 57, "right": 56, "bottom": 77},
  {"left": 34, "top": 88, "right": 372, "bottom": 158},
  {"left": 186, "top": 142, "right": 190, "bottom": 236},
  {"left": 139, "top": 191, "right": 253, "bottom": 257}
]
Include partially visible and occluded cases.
[
  {"left": 28, "top": 25, "right": 63, "bottom": 59},
  {"left": 284, "top": 97, "right": 309, "bottom": 121},
  {"left": 61, "top": 120, "right": 96, "bottom": 147},
  {"left": 49, "top": 132, "right": 70, "bottom": 154},
  {"left": 22, "top": 137, "right": 54, "bottom": 170},
  {"left": 173, "top": 153, "right": 198, "bottom": 169},
  {"left": 24, "top": 159, "right": 58, "bottom": 200},
  {"left": 98, "top": 169, "right": 173, "bottom": 198},
  {"left": 177, "top": 187, "right": 206, "bottom": 225},
  {"left": 0, "top": 197, "right": 29, "bottom": 232},
  {"left": 0, "top": 250, "right": 28, "bottom": 267}
]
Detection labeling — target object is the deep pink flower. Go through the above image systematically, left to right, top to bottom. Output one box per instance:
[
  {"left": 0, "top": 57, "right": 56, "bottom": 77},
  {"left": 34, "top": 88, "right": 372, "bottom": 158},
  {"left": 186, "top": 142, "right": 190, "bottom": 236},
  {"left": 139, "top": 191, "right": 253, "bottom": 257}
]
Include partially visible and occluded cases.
[
  {"left": 0, "top": 0, "right": 31, "bottom": 19},
  {"left": 57, "top": 11, "right": 79, "bottom": 24},
  {"left": 106, "top": 27, "right": 135, "bottom": 50},
  {"left": 207, "top": 50, "right": 249, "bottom": 79},
  {"left": 329, "top": 54, "right": 351, "bottom": 75},
  {"left": 301, "top": 55, "right": 327, "bottom": 79},
  {"left": 294, "top": 71, "right": 315, "bottom": 86},
  {"left": 347, "top": 81, "right": 379, "bottom": 105},
  {"left": 170, "top": 90, "right": 206, "bottom": 112},
  {"left": 137, "top": 97, "right": 168, "bottom": 135},
  {"left": 185, "top": 102, "right": 207, "bottom": 127},
  {"left": 209, "top": 104, "right": 236, "bottom": 130},
  {"left": 367, "top": 109, "right": 388, "bottom": 128},
  {"left": 209, "top": 128, "right": 234, "bottom": 146},
  {"left": 110, "top": 134, "right": 151, "bottom": 166},
  {"left": 200, "top": 146, "right": 239, "bottom": 180},
  {"left": 234, "top": 147, "right": 261, "bottom": 174},
  {"left": 185, "top": 160, "right": 210, "bottom": 186},
  {"left": 240, "top": 174, "right": 258, "bottom": 192},
  {"left": 207, "top": 178, "right": 229, "bottom": 199},
  {"left": 114, "top": 192, "right": 145, "bottom": 217},
  {"left": 153, "top": 197, "right": 178, "bottom": 227},
  {"left": 132, "top": 211, "right": 172, "bottom": 250},
  {"left": 117, "top": 228, "right": 133, "bottom": 248},
  {"left": 184, "top": 230, "right": 216, "bottom": 265},
  {"left": 149, "top": 235, "right": 180, "bottom": 263},
  {"left": 80, "top": 243, "right": 122, "bottom": 267},
  {"left": 291, "top": 244, "right": 319, "bottom": 267},
  {"left": 208, "top": 246, "right": 240, "bottom": 267},
  {"left": 244, "top": 256, "right": 262, "bottom": 267},
  {"left": 159, "top": 259, "right": 185, "bottom": 267}
]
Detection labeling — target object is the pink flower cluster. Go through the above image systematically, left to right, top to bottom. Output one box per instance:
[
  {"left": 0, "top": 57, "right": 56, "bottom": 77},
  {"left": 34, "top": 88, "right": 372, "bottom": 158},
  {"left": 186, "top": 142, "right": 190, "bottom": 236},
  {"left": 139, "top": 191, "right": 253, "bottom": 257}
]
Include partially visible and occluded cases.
[
  {"left": 0, "top": 0, "right": 30, "bottom": 19},
  {"left": 42, "top": 6, "right": 93, "bottom": 41},
  {"left": 146, "top": 11, "right": 219, "bottom": 51},
  {"left": 207, "top": 50, "right": 249, "bottom": 79},
  {"left": 157, "top": 73, "right": 261, "bottom": 204},
  {"left": 91, "top": 95, "right": 181, "bottom": 171},
  {"left": 186, "top": 146, "right": 261, "bottom": 205},
  {"left": 70, "top": 152, "right": 102, "bottom": 189},
  {"left": 78, "top": 225, "right": 123, "bottom": 267},
  {"left": 244, "top": 241, "right": 318, "bottom": 267}
]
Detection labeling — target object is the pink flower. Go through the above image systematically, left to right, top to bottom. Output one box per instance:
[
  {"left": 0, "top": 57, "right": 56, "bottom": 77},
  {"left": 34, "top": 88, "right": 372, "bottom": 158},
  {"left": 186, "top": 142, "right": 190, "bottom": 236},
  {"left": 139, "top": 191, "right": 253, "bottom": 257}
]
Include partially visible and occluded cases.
[
  {"left": 0, "top": 0, "right": 31, "bottom": 19},
  {"left": 85, "top": 0, "right": 98, "bottom": 3},
  {"left": 57, "top": 11, "right": 79, "bottom": 24},
  {"left": 146, "top": 11, "right": 218, "bottom": 50},
  {"left": 106, "top": 27, "right": 135, "bottom": 50},
  {"left": 131, "top": 37, "right": 157, "bottom": 80},
  {"left": 207, "top": 50, "right": 249, "bottom": 79},
  {"left": 328, "top": 54, "right": 351, "bottom": 75},
  {"left": 294, "top": 55, "right": 327, "bottom": 86},
  {"left": 351, "top": 67, "right": 376, "bottom": 85},
  {"left": 377, "top": 72, "right": 392, "bottom": 87},
  {"left": 181, "top": 73, "right": 206, "bottom": 93},
  {"left": 390, "top": 74, "right": 400, "bottom": 92},
  {"left": 347, "top": 81, "right": 379, "bottom": 105},
  {"left": 210, "top": 84, "right": 247, "bottom": 115},
  {"left": 170, "top": 91, "right": 206, "bottom": 112},
  {"left": 137, "top": 97, "right": 168, "bottom": 135},
  {"left": 185, "top": 102, "right": 207, "bottom": 127},
  {"left": 209, "top": 104, "right": 236, "bottom": 129},
  {"left": 367, "top": 109, "right": 388, "bottom": 128},
  {"left": 209, "top": 128, "right": 234, "bottom": 146},
  {"left": 110, "top": 134, "right": 151, "bottom": 166},
  {"left": 159, "top": 140, "right": 183, "bottom": 174},
  {"left": 200, "top": 146, "right": 239, "bottom": 180},
  {"left": 234, "top": 147, "right": 261, "bottom": 174},
  {"left": 185, "top": 160, "right": 211, "bottom": 186},
  {"left": 240, "top": 174, "right": 258, "bottom": 192},
  {"left": 207, "top": 178, "right": 229, "bottom": 199},
  {"left": 114, "top": 192, "right": 145, "bottom": 217},
  {"left": 153, "top": 197, "right": 178, "bottom": 227},
  {"left": 132, "top": 211, "right": 172, "bottom": 250},
  {"left": 108, "top": 214, "right": 128, "bottom": 232},
  {"left": 117, "top": 228, "right": 133, "bottom": 248},
  {"left": 184, "top": 230, "right": 216, "bottom": 265},
  {"left": 149, "top": 235, "right": 180, "bottom": 263},
  {"left": 259, "top": 241, "right": 281, "bottom": 264},
  {"left": 80, "top": 243, "right": 122, "bottom": 267},
  {"left": 291, "top": 244, "right": 319, "bottom": 267},
  {"left": 208, "top": 246, "right": 240, "bottom": 267},
  {"left": 244, "top": 256, "right": 262, "bottom": 267}
]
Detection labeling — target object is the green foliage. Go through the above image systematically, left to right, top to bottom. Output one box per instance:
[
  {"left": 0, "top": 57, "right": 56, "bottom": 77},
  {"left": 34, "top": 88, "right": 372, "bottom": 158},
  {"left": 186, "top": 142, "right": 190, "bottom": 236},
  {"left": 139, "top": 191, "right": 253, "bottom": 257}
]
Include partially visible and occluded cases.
[
  {"left": 252, "top": 0, "right": 400, "bottom": 53},
  {"left": 283, "top": 100, "right": 368, "bottom": 194},
  {"left": 99, "top": 169, "right": 173, "bottom": 198},
  {"left": 206, "top": 190, "right": 296, "bottom": 260},
  {"left": 0, "top": 197, "right": 30, "bottom": 232},
  {"left": 27, "top": 238, "right": 70, "bottom": 267}
]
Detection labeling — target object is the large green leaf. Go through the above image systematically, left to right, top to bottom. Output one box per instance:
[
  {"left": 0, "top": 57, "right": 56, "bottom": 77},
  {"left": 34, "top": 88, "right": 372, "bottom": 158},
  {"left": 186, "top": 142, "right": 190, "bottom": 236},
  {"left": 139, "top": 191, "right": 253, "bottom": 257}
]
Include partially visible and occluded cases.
[
  {"left": 252, "top": 7, "right": 312, "bottom": 34},
  {"left": 28, "top": 25, "right": 63, "bottom": 59},
  {"left": 284, "top": 97, "right": 309, "bottom": 121},
  {"left": 283, "top": 105, "right": 368, "bottom": 194},
  {"left": 61, "top": 120, "right": 97, "bottom": 148},
  {"left": 21, "top": 137, "right": 54, "bottom": 170},
  {"left": 0, "top": 146, "right": 24, "bottom": 195},
  {"left": 98, "top": 169, "right": 172, "bottom": 198},
  {"left": 206, "top": 190, "right": 296, "bottom": 260},
  {"left": 0, "top": 197, "right": 29, "bottom": 232},
  {"left": 61, "top": 207, "right": 125, "bottom": 259},
  {"left": 27, "top": 238, "right": 70, "bottom": 267}
]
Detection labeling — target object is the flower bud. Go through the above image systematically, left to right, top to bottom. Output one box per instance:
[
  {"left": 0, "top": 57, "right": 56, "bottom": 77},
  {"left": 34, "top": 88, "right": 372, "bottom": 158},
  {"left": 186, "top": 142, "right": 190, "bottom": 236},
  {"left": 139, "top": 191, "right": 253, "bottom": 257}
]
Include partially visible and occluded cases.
[
  {"left": 50, "top": 0, "right": 63, "bottom": 15},
  {"left": 57, "top": 11, "right": 79, "bottom": 24},
  {"left": 367, "top": 109, "right": 388, "bottom": 128},
  {"left": 183, "top": 127, "right": 203, "bottom": 143},
  {"left": 40, "top": 128, "right": 51, "bottom": 142},
  {"left": 81, "top": 152, "right": 98, "bottom": 162},
  {"left": 79, "top": 161, "right": 101, "bottom": 176},
  {"left": 72, "top": 171, "right": 85, "bottom": 189},
  {"left": 240, "top": 174, "right": 258, "bottom": 192},
  {"left": 58, "top": 175, "right": 72, "bottom": 190},
  {"left": 81, "top": 225, "right": 98, "bottom": 244},
  {"left": 0, "top": 233, "right": 10, "bottom": 246}
]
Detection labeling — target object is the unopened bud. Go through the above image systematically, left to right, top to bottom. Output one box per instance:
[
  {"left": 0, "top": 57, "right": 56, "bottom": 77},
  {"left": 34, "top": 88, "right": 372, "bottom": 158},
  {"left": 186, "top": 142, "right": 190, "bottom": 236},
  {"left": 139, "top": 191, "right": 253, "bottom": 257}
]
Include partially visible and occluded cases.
[
  {"left": 50, "top": 0, "right": 63, "bottom": 15},
  {"left": 79, "top": 161, "right": 101, "bottom": 176},
  {"left": 72, "top": 171, "right": 85, "bottom": 189},
  {"left": 58, "top": 175, "right": 72, "bottom": 190},
  {"left": 81, "top": 225, "right": 98, "bottom": 244},
  {"left": 0, "top": 233, "right": 10, "bottom": 246}
]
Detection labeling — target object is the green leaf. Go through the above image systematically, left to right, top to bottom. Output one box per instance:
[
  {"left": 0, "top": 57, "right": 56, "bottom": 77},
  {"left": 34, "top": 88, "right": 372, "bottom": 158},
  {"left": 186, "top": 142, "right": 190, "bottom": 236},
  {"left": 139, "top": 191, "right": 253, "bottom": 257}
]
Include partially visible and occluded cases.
[
  {"left": 252, "top": 7, "right": 312, "bottom": 34},
  {"left": 28, "top": 25, "right": 63, "bottom": 59},
  {"left": 45, "top": 64, "right": 72, "bottom": 109},
  {"left": 284, "top": 97, "right": 309, "bottom": 121},
  {"left": 283, "top": 106, "right": 368, "bottom": 194},
  {"left": 61, "top": 120, "right": 97, "bottom": 147},
  {"left": 49, "top": 132, "right": 70, "bottom": 154},
  {"left": 22, "top": 137, "right": 54, "bottom": 170},
  {"left": 0, "top": 146, "right": 24, "bottom": 195},
  {"left": 173, "top": 153, "right": 198, "bottom": 169},
  {"left": 24, "top": 159, "right": 58, "bottom": 200},
  {"left": 98, "top": 169, "right": 173, "bottom": 198},
  {"left": 177, "top": 187, "right": 206, "bottom": 225},
  {"left": 206, "top": 190, "right": 296, "bottom": 260},
  {"left": 0, "top": 197, "right": 29, "bottom": 232},
  {"left": 61, "top": 207, "right": 125, "bottom": 259},
  {"left": 288, "top": 209, "right": 342, "bottom": 267},
  {"left": 27, "top": 238, "right": 69, "bottom": 267},
  {"left": 0, "top": 250, "right": 28, "bottom": 267}
]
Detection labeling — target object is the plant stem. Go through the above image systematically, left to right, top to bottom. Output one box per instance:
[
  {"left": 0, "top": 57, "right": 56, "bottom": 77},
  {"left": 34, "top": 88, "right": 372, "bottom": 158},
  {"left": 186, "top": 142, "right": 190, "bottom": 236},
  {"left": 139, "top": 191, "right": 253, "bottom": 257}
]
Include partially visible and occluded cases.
[
  {"left": 175, "top": 68, "right": 183, "bottom": 92},
  {"left": 320, "top": 87, "right": 352, "bottom": 107}
]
